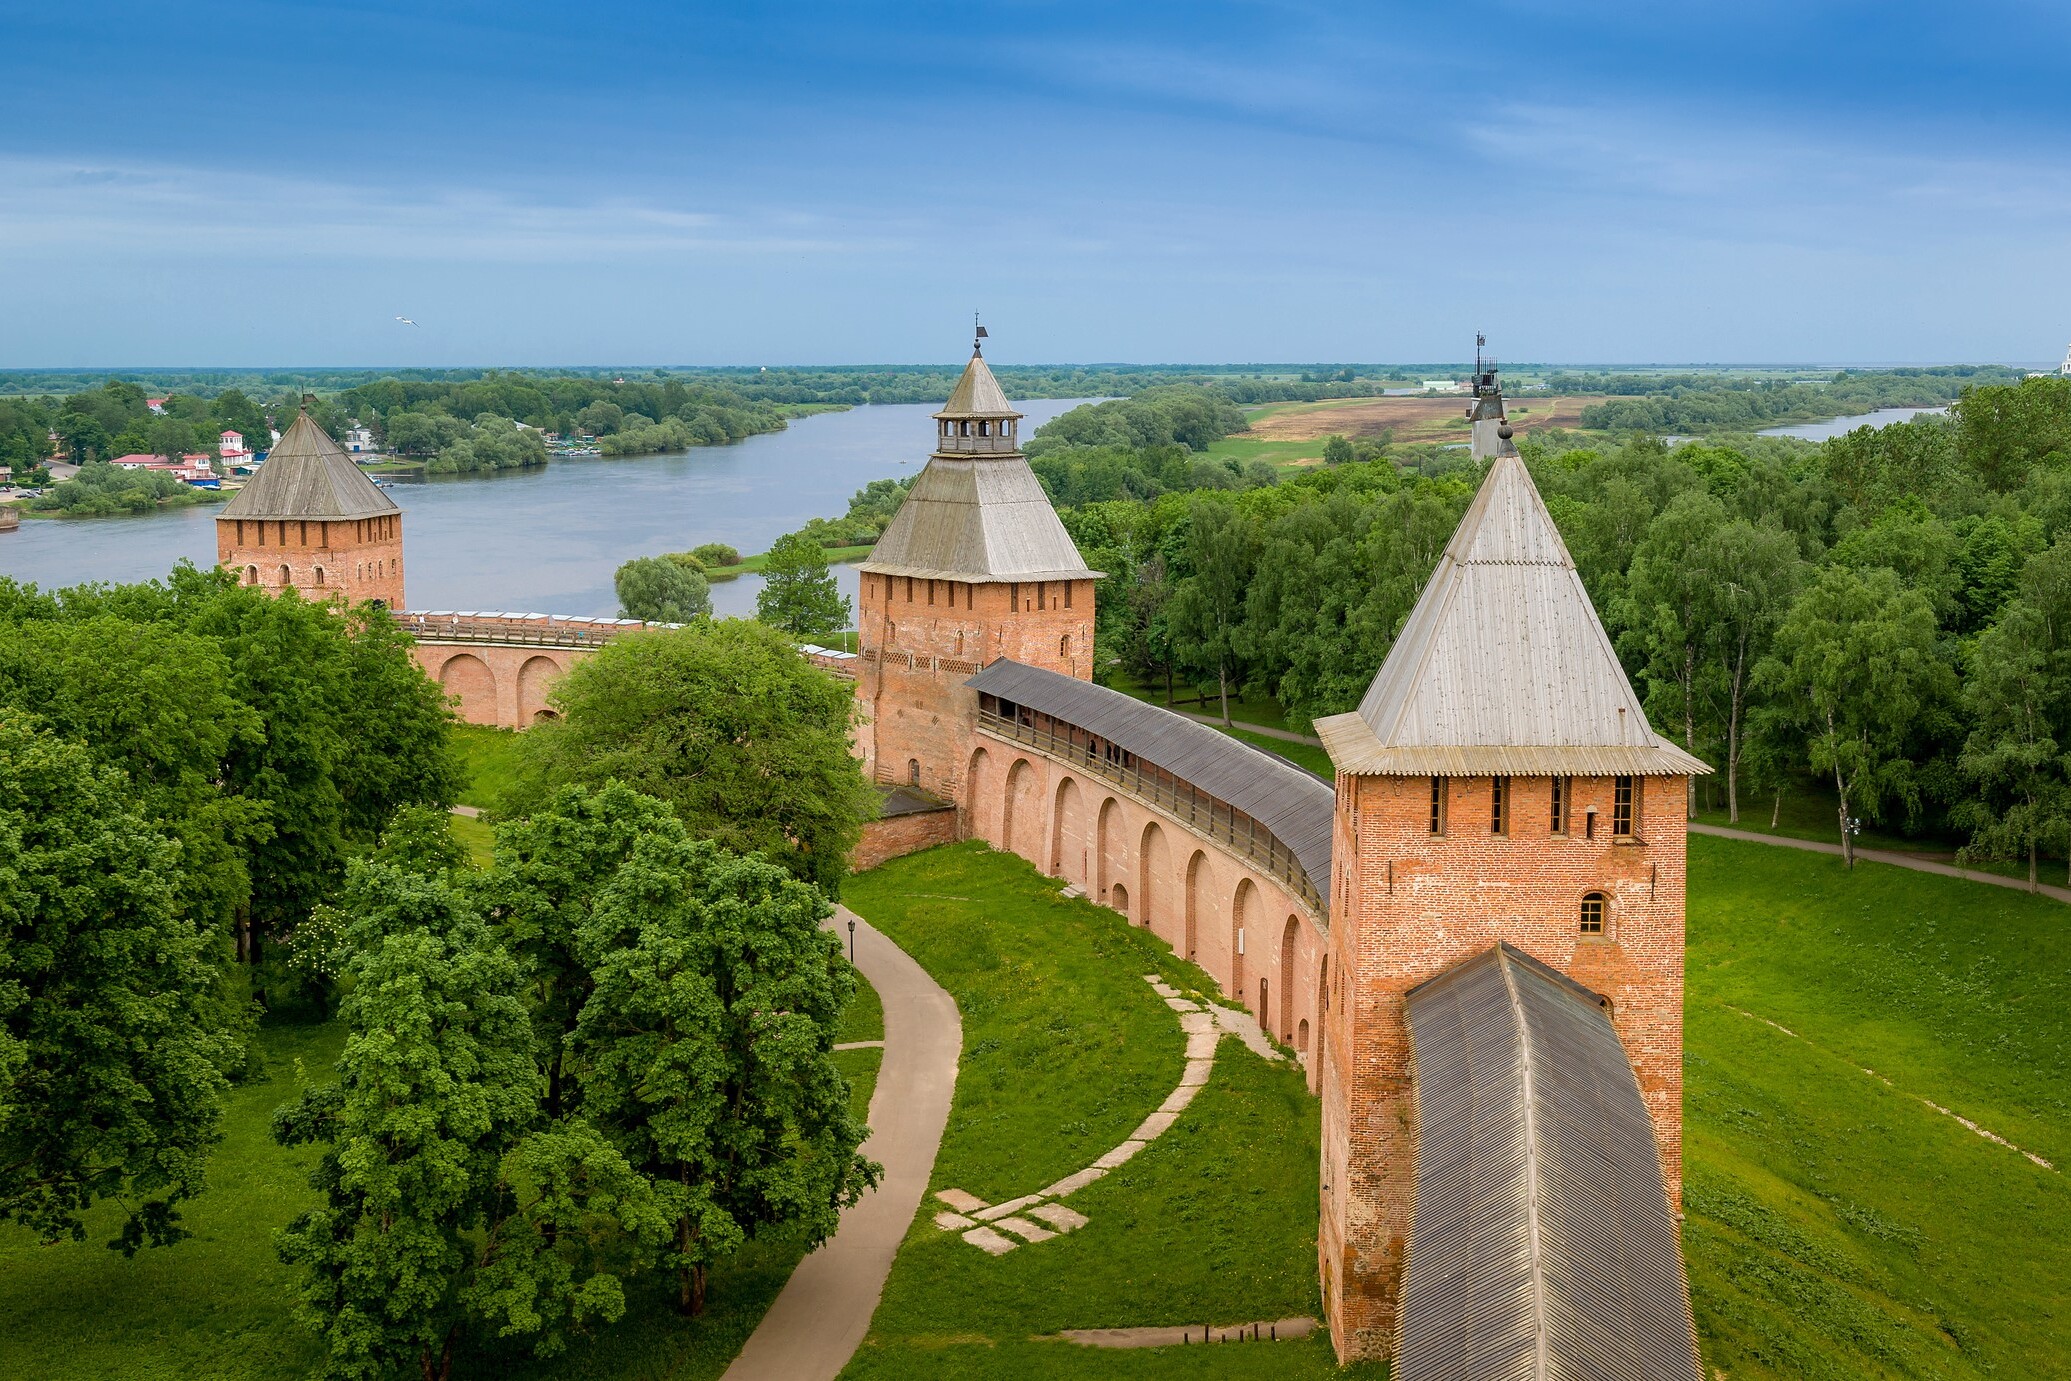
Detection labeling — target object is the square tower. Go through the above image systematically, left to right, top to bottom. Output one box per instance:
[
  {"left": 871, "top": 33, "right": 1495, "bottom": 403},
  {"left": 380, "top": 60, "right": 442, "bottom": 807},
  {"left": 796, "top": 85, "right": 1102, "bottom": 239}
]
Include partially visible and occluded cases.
[
  {"left": 856, "top": 342, "right": 1099, "bottom": 800},
  {"left": 216, "top": 399, "right": 404, "bottom": 607},
  {"left": 1313, "top": 441, "right": 1707, "bottom": 1363}
]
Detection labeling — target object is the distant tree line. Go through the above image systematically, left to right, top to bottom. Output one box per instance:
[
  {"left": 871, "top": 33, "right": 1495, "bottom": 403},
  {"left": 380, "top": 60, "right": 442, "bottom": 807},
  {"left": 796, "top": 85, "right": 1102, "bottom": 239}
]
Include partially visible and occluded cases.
[
  {"left": 1569, "top": 367, "right": 2018, "bottom": 433},
  {"left": 1065, "top": 376, "right": 2071, "bottom": 883}
]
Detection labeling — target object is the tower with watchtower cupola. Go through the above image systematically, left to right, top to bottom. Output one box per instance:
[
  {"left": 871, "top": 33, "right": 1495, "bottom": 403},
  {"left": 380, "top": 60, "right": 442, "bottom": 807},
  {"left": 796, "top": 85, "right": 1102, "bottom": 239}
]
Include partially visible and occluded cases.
[
  {"left": 855, "top": 330, "right": 1101, "bottom": 801},
  {"left": 1311, "top": 419, "right": 1707, "bottom": 1362}
]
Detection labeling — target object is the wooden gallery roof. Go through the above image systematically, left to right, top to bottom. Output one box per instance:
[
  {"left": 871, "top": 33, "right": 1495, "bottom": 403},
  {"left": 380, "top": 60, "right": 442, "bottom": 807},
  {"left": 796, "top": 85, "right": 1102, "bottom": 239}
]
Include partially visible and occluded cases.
[
  {"left": 220, "top": 406, "right": 399, "bottom": 523},
  {"left": 1316, "top": 453, "right": 1709, "bottom": 778},
  {"left": 967, "top": 657, "right": 1335, "bottom": 906},
  {"left": 1399, "top": 944, "right": 1701, "bottom": 1381}
]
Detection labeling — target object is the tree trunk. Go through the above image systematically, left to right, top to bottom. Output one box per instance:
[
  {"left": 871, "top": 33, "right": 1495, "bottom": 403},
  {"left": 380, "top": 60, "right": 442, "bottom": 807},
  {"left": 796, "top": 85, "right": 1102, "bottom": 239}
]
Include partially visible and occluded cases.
[
  {"left": 1684, "top": 647, "right": 1697, "bottom": 820},
  {"left": 1726, "top": 652, "right": 1746, "bottom": 824},
  {"left": 1164, "top": 660, "right": 1173, "bottom": 704},
  {"left": 1218, "top": 663, "right": 1231, "bottom": 728},
  {"left": 1834, "top": 769, "right": 1853, "bottom": 869},
  {"left": 1771, "top": 787, "right": 1782, "bottom": 829},
  {"left": 2030, "top": 839, "right": 2039, "bottom": 893},
  {"left": 676, "top": 1214, "right": 706, "bottom": 1317}
]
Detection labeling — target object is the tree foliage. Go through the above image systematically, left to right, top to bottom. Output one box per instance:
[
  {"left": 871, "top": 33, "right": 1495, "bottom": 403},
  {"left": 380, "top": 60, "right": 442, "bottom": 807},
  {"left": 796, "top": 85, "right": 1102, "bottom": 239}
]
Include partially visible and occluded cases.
[
  {"left": 755, "top": 531, "right": 851, "bottom": 639},
  {"left": 615, "top": 555, "right": 711, "bottom": 623},
  {"left": 513, "top": 621, "right": 876, "bottom": 889},
  {"left": 0, "top": 712, "right": 236, "bottom": 1251}
]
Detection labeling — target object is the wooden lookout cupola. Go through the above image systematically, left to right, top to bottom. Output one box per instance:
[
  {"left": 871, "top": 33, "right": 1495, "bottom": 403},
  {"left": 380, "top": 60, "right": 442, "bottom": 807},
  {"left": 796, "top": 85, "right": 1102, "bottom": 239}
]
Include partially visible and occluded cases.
[{"left": 854, "top": 330, "right": 1102, "bottom": 804}]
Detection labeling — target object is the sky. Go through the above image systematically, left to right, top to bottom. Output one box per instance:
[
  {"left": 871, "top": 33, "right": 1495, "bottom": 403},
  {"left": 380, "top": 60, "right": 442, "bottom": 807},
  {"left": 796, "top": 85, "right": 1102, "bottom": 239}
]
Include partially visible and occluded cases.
[{"left": 2, "top": 0, "right": 2067, "bottom": 367}]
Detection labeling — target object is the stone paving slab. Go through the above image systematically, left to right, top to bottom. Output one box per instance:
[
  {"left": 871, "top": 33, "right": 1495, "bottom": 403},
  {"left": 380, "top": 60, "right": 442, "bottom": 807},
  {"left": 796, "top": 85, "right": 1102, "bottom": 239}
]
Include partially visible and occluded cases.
[
  {"left": 1145, "top": 975, "right": 1181, "bottom": 998},
  {"left": 1164, "top": 996, "right": 1199, "bottom": 1012},
  {"left": 1211, "top": 1003, "right": 1285, "bottom": 1063},
  {"left": 1179, "top": 1010, "right": 1214, "bottom": 1034},
  {"left": 1185, "top": 1031, "right": 1217, "bottom": 1059},
  {"left": 833, "top": 1040, "right": 886, "bottom": 1051},
  {"left": 1179, "top": 1059, "right": 1213, "bottom": 1087},
  {"left": 1158, "top": 1083, "right": 1203, "bottom": 1115},
  {"left": 1131, "top": 1109, "right": 1179, "bottom": 1140},
  {"left": 1093, "top": 1139, "right": 1147, "bottom": 1170},
  {"left": 1041, "top": 1165, "right": 1108, "bottom": 1197},
  {"left": 935, "top": 1188, "right": 988, "bottom": 1214},
  {"left": 974, "top": 1194, "right": 1041, "bottom": 1223},
  {"left": 1027, "top": 1202, "right": 1089, "bottom": 1233},
  {"left": 932, "top": 1210, "right": 974, "bottom": 1231},
  {"left": 994, "top": 1215, "right": 1056, "bottom": 1243},
  {"left": 961, "top": 1226, "right": 1017, "bottom": 1255},
  {"left": 1046, "top": 1317, "right": 1318, "bottom": 1349}
]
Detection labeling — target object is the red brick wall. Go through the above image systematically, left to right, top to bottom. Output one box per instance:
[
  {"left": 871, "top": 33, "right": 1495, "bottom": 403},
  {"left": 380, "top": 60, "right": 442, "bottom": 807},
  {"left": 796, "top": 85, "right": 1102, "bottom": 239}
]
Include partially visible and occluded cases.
[
  {"left": 217, "top": 514, "right": 405, "bottom": 608},
  {"left": 407, "top": 642, "right": 582, "bottom": 728},
  {"left": 1321, "top": 770, "right": 1688, "bottom": 1362},
  {"left": 851, "top": 806, "right": 959, "bottom": 872}
]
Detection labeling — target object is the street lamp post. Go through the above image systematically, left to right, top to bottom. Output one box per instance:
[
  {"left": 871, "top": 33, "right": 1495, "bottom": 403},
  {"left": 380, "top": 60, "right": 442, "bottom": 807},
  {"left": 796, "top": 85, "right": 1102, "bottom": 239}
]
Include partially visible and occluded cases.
[{"left": 847, "top": 918, "right": 856, "bottom": 965}]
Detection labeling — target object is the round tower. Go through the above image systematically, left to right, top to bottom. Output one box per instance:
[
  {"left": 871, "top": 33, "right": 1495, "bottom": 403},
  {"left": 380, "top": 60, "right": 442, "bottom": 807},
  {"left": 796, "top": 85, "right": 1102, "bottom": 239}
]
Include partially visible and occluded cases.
[
  {"left": 855, "top": 332, "right": 1101, "bottom": 799},
  {"left": 215, "top": 397, "right": 404, "bottom": 607}
]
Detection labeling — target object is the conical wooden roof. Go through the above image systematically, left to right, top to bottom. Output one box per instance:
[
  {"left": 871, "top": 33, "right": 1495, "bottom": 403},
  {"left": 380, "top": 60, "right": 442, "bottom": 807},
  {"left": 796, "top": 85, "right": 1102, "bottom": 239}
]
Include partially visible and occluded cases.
[
  {"left": 934, "top": 349, "right": 1021, "bottom": 420},
  {"left": 220, "top": 407, "right": 399, "bottom": 521},
  {"left": 1316, "top": 455, "right": 1707, "bottom": 777}
]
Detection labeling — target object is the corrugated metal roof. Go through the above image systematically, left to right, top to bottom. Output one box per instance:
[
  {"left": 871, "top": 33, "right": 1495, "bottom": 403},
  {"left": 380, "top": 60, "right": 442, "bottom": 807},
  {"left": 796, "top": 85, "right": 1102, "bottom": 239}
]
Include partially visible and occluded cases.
[
  {"left": 935, "top": 349, "right": 1021, "bottom": 419},
  {"left": 220, "top": 410, "right": 400, "bottom": 521},
  {"left": 1331, "top": 453, "right": 1709, "bottom": 778},
  {"left": 861, "top": 454, "right": 1101, "bottom": 582},
  {"left": 965, "top": 659, "right": 1334, "bottom": 896},
  {"left": 1399, "top": 943, "right": 1700, "bottom": 1381}
]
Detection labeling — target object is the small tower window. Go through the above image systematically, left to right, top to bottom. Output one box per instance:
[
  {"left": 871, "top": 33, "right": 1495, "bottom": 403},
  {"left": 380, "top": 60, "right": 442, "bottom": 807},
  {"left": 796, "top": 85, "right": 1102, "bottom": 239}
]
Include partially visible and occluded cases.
[
  {"left": 979, "top": 420, "right": 990, "bottom": 436},
  {"left": 960, "top": 421, "right": 971, "bottom": 436},
  {"left": 1010, "top": 582, "right": 1020, "bottom": 612},
  {"left": 1064, "top": 582, "right": 1073, "bottom": 609},
  {"left": 1059, "top": 633, "right": 1071, "bottom": 658},
  {"left": 908, "top": 758, "right": 920, "bottom": 785},
  {"left": 1490, "top": 775, "right": 1509, "bottom": 835},
  {"left": 1550, "top": 775, "right": 1569, "bottom": 834},
  {"left": 1428, "top": 776, "right": 1446, "bottom": 835},
  {"left": 1613, "top": 776, "right": 1637, "bottom": 837},
  {"left": 1580, "top": 892, "right": 1607, "bottom": 935}
]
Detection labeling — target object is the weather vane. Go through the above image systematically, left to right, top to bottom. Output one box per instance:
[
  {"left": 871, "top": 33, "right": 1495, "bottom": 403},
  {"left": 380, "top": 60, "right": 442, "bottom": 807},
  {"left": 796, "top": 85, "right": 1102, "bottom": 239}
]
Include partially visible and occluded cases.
[{"left": 974, "top": 311, "right": 988, "bottom": 354}]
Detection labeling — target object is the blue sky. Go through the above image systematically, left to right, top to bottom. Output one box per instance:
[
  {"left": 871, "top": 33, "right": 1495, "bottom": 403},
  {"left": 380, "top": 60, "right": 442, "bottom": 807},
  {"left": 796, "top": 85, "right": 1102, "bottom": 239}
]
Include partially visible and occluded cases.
[{"left": 2, "top": 1, "right": 2066, "bottom": 366}]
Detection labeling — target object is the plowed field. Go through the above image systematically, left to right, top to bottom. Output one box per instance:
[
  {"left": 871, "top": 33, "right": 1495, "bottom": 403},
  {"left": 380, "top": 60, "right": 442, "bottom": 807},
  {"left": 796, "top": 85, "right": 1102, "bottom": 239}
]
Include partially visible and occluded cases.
[{"left": 1244, "top": 394, "right": 1611, "bottom": 444}]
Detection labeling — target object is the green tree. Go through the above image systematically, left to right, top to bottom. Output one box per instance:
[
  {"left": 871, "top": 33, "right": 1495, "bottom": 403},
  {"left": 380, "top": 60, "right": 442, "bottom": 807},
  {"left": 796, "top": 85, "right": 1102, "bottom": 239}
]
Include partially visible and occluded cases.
[
  {"left": 1322, "top": 434, "right": 1354, "bottom": 465},
  {"left": 1167, "top": 498, "right": 1256, "bottom": 725},
  {"left": 1692, "top": 519, "right": 1805, "bottom": 822},
  {"left": 755, "top": 531, "right": 851, "bottom": 639},
  {"left": 615, "top": 555, "right": 711, "bottom": 623},
  {"left": 1753, "top": 566, "right": 1956, "bottom": 867},
  {"left": 1957, "top": 600, "right": 2071, "bottom": 889},
  {"left": 516, "top": 621, "right": 876, "bottom": 889},
  {"left": 0, "top": 712, "right": 236, "bottom": 1251},
  {"left": 474, "top": 784, "right": 689, "bottom": 1118},
  {"left": 573, "top": 833, "right": 877, "bottom": 1316},
  {"left": 274, "top": 864, "right": 663, "bottom": 1380}
]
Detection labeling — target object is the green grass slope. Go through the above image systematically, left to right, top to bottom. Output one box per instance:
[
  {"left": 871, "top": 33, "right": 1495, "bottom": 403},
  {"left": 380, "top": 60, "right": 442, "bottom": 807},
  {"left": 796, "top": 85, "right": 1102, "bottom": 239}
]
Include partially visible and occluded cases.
[
  {"left": 1684, "top": 834, "right": 2071, "bottom": 1378},
  {"left": 840, "top": 843, "right": 1370, "bottom": 1379}
]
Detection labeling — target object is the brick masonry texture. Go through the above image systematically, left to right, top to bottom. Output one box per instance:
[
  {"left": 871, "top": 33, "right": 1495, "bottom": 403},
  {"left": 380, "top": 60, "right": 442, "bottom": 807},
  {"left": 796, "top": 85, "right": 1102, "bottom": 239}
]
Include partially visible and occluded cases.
[
  {"left": 217, "top": 513, "right": 404, "bottom": 609},
  {"left": 407, "top": 643, "right": 581, "bottom": 729},
  {"left": 1319, "top": 770, "right": 1688, "bottom": 1361},
  {"left": 852, "top": 807, "right": 959, "bottom": 872}
]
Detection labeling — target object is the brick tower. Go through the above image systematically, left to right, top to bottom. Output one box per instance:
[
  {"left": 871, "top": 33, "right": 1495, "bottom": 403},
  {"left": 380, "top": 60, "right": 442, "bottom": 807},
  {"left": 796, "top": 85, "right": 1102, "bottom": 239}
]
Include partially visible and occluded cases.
[
  {"left": 856, "top": 335, "right": 1100, "bottom": 800},
  {"left": 216, "top": 398, "right": 405, "bottom": 607},
  {"left": 1312, "top": 429, "right": 1707, "bottom": 1363}
]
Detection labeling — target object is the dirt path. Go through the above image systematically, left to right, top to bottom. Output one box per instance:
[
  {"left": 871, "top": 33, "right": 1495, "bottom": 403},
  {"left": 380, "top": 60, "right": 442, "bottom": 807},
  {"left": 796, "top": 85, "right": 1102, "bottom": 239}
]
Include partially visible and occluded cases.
[
  {"left": 1688, "top": 823, "right": 2071, "bottom": 904},
  {"left": 721, "top": 907, "right": 962, "bottom": 1381}
]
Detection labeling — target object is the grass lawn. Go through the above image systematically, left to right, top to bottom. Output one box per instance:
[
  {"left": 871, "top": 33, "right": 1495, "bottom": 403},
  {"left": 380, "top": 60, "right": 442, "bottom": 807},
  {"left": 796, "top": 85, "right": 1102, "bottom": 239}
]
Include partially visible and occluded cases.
[
  {"left": 1198, "top": 435, "right": 1331, "bottom": 469},
  {"left": 705, "top": 545, "right": 874, "bottom": 580},
  {"left": 1103, "top": 673, "right": 1303, "bottom": 737},
  {"left": 450, "top": 721, "right": 530, "bottom": 813},
  {"left": 1219, "top": 725, "right": 1333, "bottom": 780},
  {"left": 1693, "top": 772, "right": 2051, "bottom": 887},
  {"left": 449, "top": 810, "right": 496, "bottom": 865},
  {"left": 1683, "top": 833, "right": 2071, "bottom": 1377},
  {"left": 840, "top": 843, "right": 1372, "bottom": 1379},
  {"left": 0, "top": 983, "right": 884, "bottom": 1381}
]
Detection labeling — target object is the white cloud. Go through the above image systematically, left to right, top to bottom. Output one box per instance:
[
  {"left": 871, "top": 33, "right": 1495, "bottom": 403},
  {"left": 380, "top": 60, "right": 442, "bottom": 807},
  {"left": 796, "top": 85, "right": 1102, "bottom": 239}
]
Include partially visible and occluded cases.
[{"left": 0, "top": 155, "right": 907, "bottom": 262}]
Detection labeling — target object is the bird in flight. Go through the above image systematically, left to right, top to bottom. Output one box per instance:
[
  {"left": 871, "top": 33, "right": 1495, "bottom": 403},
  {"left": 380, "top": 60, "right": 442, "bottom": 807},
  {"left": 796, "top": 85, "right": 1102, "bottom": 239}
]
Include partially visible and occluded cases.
[{"left": 395, "top": 315, "right": 418, "bottom": 326}]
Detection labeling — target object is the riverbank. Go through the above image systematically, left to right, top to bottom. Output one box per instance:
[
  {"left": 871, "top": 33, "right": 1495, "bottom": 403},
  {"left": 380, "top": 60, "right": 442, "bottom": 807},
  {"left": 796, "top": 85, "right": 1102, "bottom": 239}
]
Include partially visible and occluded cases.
[{"left": 705, "top": 544, "right": 875, "bottom": 580}]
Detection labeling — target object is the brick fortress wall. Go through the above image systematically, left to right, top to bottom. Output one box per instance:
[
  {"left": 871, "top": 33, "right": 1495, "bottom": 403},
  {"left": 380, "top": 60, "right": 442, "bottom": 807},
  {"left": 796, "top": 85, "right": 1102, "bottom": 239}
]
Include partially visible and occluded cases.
[{"left": 1320, "top": 770, "right": 1688, "bottom": 1360}]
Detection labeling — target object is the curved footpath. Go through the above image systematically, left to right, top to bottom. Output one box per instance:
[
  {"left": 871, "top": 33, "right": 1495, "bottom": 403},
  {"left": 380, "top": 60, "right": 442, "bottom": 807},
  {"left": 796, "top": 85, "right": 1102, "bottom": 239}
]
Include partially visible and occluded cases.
[
  {"left": 1688, "top": 822, "right": 2071, "bottom": 904},
  {"left": 722, "top": 906, "right": 962, "bottom": 1381}
]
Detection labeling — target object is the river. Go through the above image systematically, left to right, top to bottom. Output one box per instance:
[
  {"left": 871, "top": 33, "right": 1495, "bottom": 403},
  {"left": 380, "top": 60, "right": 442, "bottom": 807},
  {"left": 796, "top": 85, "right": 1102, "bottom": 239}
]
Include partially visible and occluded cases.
[
  {"left": 0, "top": 399, "right": 1097, "bottom": 619},
  {"left": 1758, "top": 405, "right": 1949, "bottom": 442}
]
